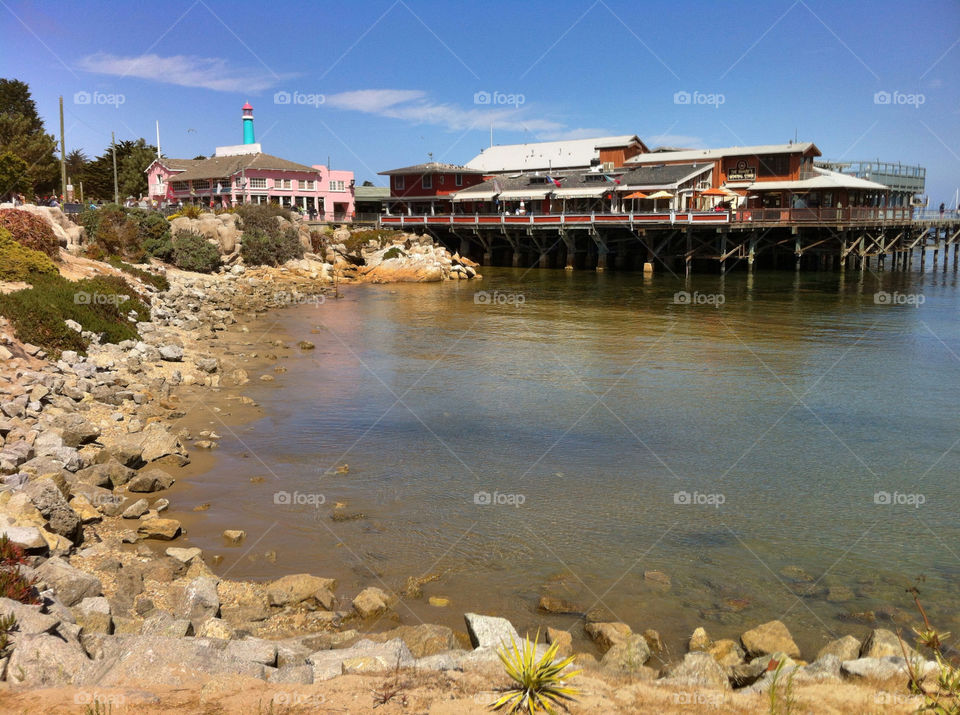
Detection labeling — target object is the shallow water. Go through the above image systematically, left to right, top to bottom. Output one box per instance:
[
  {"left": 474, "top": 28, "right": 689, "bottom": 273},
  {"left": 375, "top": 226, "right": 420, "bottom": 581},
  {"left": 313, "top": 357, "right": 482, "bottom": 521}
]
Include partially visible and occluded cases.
[{"left": 174, "top": 265, "right": 960, "bottom": 655}]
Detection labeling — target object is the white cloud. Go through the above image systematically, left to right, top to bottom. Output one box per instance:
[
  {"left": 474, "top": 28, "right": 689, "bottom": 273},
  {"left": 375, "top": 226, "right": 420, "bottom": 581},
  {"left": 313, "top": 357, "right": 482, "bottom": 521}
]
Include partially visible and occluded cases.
[
  {"left": 76, "top": 52, "right": 290, "bottom": 92},
  {"left": 322, "top": 88, "right": 565, "bottom": 133}
]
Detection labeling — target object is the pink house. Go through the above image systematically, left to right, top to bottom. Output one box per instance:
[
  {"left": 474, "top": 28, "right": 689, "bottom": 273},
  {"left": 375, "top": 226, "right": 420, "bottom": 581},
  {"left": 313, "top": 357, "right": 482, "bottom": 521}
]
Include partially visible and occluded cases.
[{"left": 145, "top": 103, "right": 355, "bottom": 221}]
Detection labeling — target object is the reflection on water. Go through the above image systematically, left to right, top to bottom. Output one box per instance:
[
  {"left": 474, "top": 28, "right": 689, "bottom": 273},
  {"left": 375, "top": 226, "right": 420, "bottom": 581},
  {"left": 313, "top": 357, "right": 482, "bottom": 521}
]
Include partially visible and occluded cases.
[{"left": 178, "top": 267, "right": 960, "bottom": 655}]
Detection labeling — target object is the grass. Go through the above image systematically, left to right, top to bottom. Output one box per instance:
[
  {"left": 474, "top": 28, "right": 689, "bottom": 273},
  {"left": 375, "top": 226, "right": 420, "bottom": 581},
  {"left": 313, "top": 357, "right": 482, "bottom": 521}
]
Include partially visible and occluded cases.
[
  {"left": 106, "top": 255, "right": 170, "bottom": 291},
  {"left": 0, "top": 272, "right": 148, "bottom": 357},
  {"left": 899, "top": 588, "right": 960, "bottom": 714},
  {"left": 492, "top": 630, "right": 580, "bottom": 714},
  {"left": 768, "top": 657, "right": 797, "bottom": 715}
]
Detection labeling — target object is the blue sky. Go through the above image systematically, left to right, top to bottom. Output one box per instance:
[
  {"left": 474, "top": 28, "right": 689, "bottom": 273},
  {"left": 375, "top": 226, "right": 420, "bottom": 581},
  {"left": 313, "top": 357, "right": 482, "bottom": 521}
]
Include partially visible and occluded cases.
[{"left": 3, "top": 0, "right": 958, "bottom": 202}]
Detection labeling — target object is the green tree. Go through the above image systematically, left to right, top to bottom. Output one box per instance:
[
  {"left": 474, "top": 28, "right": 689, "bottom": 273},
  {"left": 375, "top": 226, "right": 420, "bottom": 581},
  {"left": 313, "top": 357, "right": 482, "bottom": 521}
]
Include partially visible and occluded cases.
[
  {"left": 0, "top": 79, "right": 58, "bottom": 196},
  {"left": 118, "top": 139, "right": 157, "bottom": 198},
  {"left": 64, "top": 149, "right": 87, "bottom": 185},
  {"left": 0, "top": 152, "right": 29, "bottom": 201}
]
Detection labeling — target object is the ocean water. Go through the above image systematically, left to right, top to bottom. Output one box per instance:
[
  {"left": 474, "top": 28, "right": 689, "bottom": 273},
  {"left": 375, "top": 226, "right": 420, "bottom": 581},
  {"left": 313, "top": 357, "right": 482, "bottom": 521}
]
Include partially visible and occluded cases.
[{"left": 175, "top": 265, "right": 960, "bottom": 655}]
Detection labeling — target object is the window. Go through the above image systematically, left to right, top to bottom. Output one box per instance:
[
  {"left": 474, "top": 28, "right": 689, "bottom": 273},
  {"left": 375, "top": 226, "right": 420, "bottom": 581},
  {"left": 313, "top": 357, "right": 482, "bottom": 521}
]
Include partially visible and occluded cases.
[
  {"left": 757, "top": 154, "right": 790, "bottom": 177},
  {"left": 455, "top": 173, "right": 463, "bottom": 186},
  {"left": 422, "top": 175, "right": 433, "bottom": 189},
  {"left": 234, "top": 176, "right": 244, "bottom": 187},
  {"left": 394, "top": 176, "right": 405, "bottom": 190},
  {"left": 249, "top": 177, "right": 267, "bottom": 189},
  {"left": 276, "top": 178, "right": 292, "bottom": 189},
  {"left": 192, "top": 179, "right": 210, "bottom": 190},
  {"left": 301, "top": 179, "right": 315, "bottom": 190},
  {"left": 171, "top": 180, "right": 189, "bottom": 191},
  {"left": 338, "top": 181, "right": 345, "bottom": 191}
]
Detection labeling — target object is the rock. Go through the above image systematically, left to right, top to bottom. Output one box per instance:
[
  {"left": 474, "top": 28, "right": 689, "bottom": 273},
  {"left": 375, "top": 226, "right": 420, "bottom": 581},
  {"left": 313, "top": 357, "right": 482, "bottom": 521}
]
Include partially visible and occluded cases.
[
  {"left": 298, "top": 341, "right": 315, "bottom": 350},
  {"left": 158, "top": 345, "right": 184, "bottom": 361},
  {"left": 51, "top": 414, "right": 100, "bottom": 447},
  {"left": 137, "top": 423, "right": 186, "bottom": 464},
  {"left": 99, "top": 435, "right": 144, "bottom": 468},
  {"left": 75, "top": 460, "right": 134, "bottom": 488},
  {"left": 127, "top": 467, "right": 175, "bottom": 492},
  {"left": 23, "top": 479, "right": 81, "bottom": 542},
  {"left": 68, "top": 494, "right": 101, "bottom": 524},
  {"left": 122, "top": 498, "right": 149, "bottom": 518},
  {"left": 137, "top": 518, "right": 182, "bottom": 540},
  {"left": 0, "top": 525, "right": 48, "bottom": 553},
  {"left": 222, "top": 529, "right": 245, "bottom": 544},
  {"left": 165, "top": 547, "right": 202, "bottom": 564},
  {"left": 35, "top": 557, "right": 102, "bottom": 606},
  {"left": 780, "top": 565, "right": 814, "bottom": 582},
  {"left": 643, "top": 570, "right": 671, "bottom": 588},
  {"left": 266, "top": 573, "right": 336, "bottom": 609},
  {"left": 178, "top": 576, "right": 220, "bottom": 628},
  {"left": 826, "top": 585, "right": 856, "bottom": 603},
  {"left": 352, "top": 586, "right": 391, "bottom": 618},
  {"left": 537, "top": 595, "right": 583, "bottom": 615},
  {"left": 72, "top": 596, "right": 112, "bottom": 634},
  {"left": 428, "top": 596, "right": 449, "bottom": 607},
  {"left": 0, "top": 597, "right": 60, "bottom": 635},
  {"left": 141, "top": 611, "right": 192, "bottom": 637},
  {"left": 464, "top": 612, "right": 521, "bottom": 650},
  {"left": 196, "top": 617, "right": 235, "bottom": 639},
  {"left": 740, "top": 620, "right": 801, "bottom": 659},
  {"left": 585, "top": 622, "right": 632, "bottom": 652},
  {"left": 375, "top": 624, "right": 458, "bottom": 658},
  {"left": 689, "top": 626, "right": 712, "bottom": 652},
  {"left": 546, "top": 627, "right": 573, "bottom": 657},
  {"left": 861, "top": 628, "right": 918, "bottom": 660},
  {"left": 642, "top": 629, "right": 664, "bottom": 655},
  {"left": 300, "top": 630, "right": 359, "bottom": 652},
  {"left": 6, "top": 633, "right": 90, "bottom": 686},
  {"left": 80, "top": 634, "right": 264, "bottom": 686},
  {"left": 599, "top": 634, "right": 651, "bottom": 673},
  {"left": 816, "top": 635, "right": 862, "bottom": 662},
  {"left": 223, "top": 638, "right": 277, "bottom": 666},
  {"left": 307, "top": 638, "right": 414, "bottom": 681},
  {"left": 708, "top": 638, "right": 745, "bottom": 667},
  {"left": 416, "top": 651, "right": 467, "bottom": 672},
  {"left": 663, "top": 651, "right": 731, "bottom": 690},
  {"left": 794, "top": 654, "right": 843, "bottom": 683},
  {"left": 841, "top": 655, "right": 934, "bottom": 680},
  {"left": 267, "top": 664, "right": 313, "bottom": 684}
]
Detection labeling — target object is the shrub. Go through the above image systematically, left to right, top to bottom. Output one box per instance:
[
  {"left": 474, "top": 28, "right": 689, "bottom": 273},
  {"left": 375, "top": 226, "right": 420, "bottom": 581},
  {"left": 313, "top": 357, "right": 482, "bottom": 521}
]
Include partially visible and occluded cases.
[
  {"left": 236, "top": 203, "right": 291, "bottom": 239},
  {"left": 88, "top": 204, "right": 144, "bottom": 261},
  {"left": 178, "top": 204, "right": 203, "bottom": 219},
  {"left": 0, "top": 209, "right": 59, "bottom": 258},
  {"left": 0, "top": 227, "right": 58, "bottom": 281},
  {"left": 240, "top": 227, "right": 304, "bottom": 267},
  {"left": 341, "top": 228, "right": 403, "bottom": 254},
  {"left": 172, "top": 230, "right": 220, "bottom": 273},
  {"left": 142, "top": 233, "right": 174, "bottom": 262},
  {"left": 382, "top": 246, "right": 405, "bottom": 261},
  {"left": 106, "top": 255, "right": 170, "bottom": 291},
  {"left": 0, "top": 272, "right": 148, "bottom": 357},
  {"left": 0, "top": 535, "right": 39, "bottom": 605},
  {"left": 491, "top": 631, "right": 580, "bottom": 713}
]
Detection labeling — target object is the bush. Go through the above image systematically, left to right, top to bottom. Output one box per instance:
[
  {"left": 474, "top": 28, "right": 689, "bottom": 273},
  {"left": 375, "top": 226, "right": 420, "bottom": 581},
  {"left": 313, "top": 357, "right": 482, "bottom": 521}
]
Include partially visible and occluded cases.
[
  {"left": 236, "top": 203, "right": 292, "bottom": 239},
  {"left": 87, "top": 204, "right": 144, "bottom": 261},
  {"left": 178, "top": 204, "right": 204, "bottom": 219},
  {"left": 0, "top": 209, "right": 60, "bottom": 258},
  {"left": 0, "top": 227, "right": 58, "bottom": 281},
  {"left": 240, "top": 227, "right": 304, "bottom": 267},
  {"left": 341, "top": 228, "right": 403, "bottom": 254},
  {"left": 172, "top": 230, "right": 220, "bottom": 273},
  {"left": 143, "top": 233, "right": 174, "bottom": 261},
  {"left": 382, "top": 246, "right": 405, "bottom": 261},
  {"left": 106, "top": 255, "right": 170, "bottom": 291},
  {"left": 0, "top": 272, "right": 148, "bottom": 357},
  {"left": 0, "top": 535, "right": 39, "bottom": 605}
]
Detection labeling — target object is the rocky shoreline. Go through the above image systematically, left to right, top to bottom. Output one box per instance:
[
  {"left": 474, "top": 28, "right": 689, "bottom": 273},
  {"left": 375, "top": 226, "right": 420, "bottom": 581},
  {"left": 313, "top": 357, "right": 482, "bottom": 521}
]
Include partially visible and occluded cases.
[{"left": 0, "top": 238, "right": 944, "bottom": 712}]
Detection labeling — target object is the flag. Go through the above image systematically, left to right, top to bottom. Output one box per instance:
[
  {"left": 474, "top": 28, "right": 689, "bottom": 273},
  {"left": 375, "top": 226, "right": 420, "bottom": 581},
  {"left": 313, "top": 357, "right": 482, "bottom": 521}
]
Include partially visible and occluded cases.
[
  {"left": 547, "top": 175, "right": 562, "bottom": 188},
  {"left": 603, "top": 175, "right": 621, "bottom": 185},
  {"left": 165, "top": 182, "right": 176, "bottom": 201},
  {"left": 216, "top": 182, "right": 223, "bottom": 194}
]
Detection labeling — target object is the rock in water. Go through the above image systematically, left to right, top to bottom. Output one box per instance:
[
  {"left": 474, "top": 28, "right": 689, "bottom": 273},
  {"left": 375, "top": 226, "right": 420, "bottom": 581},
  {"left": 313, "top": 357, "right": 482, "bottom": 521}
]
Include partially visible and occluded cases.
[
  {"left": 464, "top": 612, "right": 521, "bottom": 650},
  {"left": 740, "top": 620, "right": 801, "bottom": 659}
]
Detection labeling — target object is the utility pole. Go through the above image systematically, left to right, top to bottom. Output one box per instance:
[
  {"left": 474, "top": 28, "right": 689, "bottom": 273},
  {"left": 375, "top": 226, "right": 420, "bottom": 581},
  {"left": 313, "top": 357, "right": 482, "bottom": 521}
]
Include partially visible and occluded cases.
[
  {"left": 59, "top": 96, "right": 67, "bottom": 201},
  {"left": 111, "top": 131, "right": 119, "bottom": 205}
]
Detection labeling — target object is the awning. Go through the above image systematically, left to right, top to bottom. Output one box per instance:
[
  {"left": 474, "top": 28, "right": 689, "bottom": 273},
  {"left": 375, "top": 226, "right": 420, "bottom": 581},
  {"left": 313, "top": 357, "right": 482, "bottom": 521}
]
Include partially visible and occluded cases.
[
  {"left": 551, "top": 186, "right": 607, "bottom": 199},
  {"left": 498, "top": 188, "right": 552, "bottom": 200},
  {"left": 452, "top": 190, "right": 499, "bottom": 202}
]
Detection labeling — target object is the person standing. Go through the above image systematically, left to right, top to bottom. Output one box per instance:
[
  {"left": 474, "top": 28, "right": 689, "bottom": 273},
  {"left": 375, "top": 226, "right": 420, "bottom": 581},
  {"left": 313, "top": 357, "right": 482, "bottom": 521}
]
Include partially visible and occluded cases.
[{"left": 939, "top": 202, "right": 945, "bottom": 218}]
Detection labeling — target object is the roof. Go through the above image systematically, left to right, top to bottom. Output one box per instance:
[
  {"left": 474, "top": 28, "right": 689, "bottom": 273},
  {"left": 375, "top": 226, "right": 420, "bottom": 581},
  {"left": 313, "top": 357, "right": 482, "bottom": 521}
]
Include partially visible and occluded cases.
[
  {"left": 464, "top": 135, "right": 643, "bottom": 173},
  {"left": 626, "top": 142, "right": 820, "bottom": 165},
  {"left": 159, "top": 153, "right": 319, "bottom": 181},
  {"left": 155, "top": 158, "right": 205, "bottom": 171},
  {"left": 377, "top": 162, "right": 483, "bottom": 176},
  {"left": 618, "top": 163, "right": 712, "bottom": 189},
  {"left": 745, "top": 167, "right": 888, "bottom": 192},
  {"left": 449, "top": 168, "right": 622, "bottom": 201},
  {"left": 354, "top": 186, "right": 390, "bottom": 200}
]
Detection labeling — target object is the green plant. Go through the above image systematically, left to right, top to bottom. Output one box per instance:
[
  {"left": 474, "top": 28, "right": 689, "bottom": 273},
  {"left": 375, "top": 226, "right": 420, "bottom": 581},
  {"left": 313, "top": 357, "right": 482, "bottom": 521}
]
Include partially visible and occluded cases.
[
  {"left": 236, "top": 203, "right": 290, "bottom": 239},
  {"left": 86, "top": 204, "right": 144, "bottom": 261},
  {"left": 177, "top": 204, "right": 203, "bottom": 219},
  {"left": 0, "top": 208, "right": 59, "bottom": 258},
  {"left": 0, "top": 226, "right": 58, "bottom": 281},
  {"left": 239, "top": 227, "right": 303, "bottom": 267},
  {"left": 342, "top": 228, "right": 403, "bottom": 254},
  {"left": 171, "top": 230, "right": 220, "bottom": 273},
  {"left": 142, "top": 233, "right": 174, "bottom": 262},
  {"left": 382, "top": 246, "right": 405, "bottom": 261},
  {"left": 106, "top": 255, "right": 169, "bottom": 291},
  {"left": 0, "top": 273, "right": 147, "bottom": 357},
  {"left": 0, "top": 534, "right": 39, "bottom": 604},
  {"left": 900, "top": 588, "right": 960, "bottom": 714},
  {"left": 0, "top": 613, "right": 17, "bottom": 658},
  {"left": 491, "top": 631, "right": 580, "bottom": 714},
  {"left": 768, "top": 657, "right": 797, "bottom": 715}
]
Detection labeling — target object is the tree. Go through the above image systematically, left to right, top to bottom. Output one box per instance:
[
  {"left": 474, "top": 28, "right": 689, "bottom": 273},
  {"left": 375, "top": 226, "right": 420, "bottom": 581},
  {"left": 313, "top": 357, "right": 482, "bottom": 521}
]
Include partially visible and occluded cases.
[
  {"left": 0, "top": 79, "right": 58, "bottom": 196},
  {"left": 82, "top": 139, "right": 158, "bottom": 200},
  {"left": 64, "top": 149, "right": 88, "bottom": 184},
  {"left": 0, "top": 151, "right": 28, "bottom": 201},
  {"left": 192, "top": 155, "right": 206, "bottom": 160},
  {"left": 362, "top": 180, "right": 374, "bottom": 186}
]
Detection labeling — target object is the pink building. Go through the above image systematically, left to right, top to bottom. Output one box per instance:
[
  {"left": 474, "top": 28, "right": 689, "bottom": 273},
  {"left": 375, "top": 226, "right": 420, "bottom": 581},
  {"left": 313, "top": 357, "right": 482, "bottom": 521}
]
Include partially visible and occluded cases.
[{"left": 145, "top": 102, "right": 355, "bottom": 221}]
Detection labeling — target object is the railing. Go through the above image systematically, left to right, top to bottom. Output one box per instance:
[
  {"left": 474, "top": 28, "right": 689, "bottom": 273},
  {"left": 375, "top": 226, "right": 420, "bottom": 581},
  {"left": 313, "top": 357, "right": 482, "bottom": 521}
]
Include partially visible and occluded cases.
[
  {"left": 732, "top": 206, "right": 915, "bottom": 223},
  {"left": 379, "top": 211, "right": 731, "bottom": 227}
]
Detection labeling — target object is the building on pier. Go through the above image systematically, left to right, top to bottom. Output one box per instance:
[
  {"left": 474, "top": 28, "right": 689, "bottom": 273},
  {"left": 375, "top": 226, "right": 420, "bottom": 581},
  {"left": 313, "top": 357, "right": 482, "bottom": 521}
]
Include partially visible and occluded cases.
[
  {"left": 464, "top": 135, "right": 648, "bottom": 174},
  {"left": 815, "top": 160, "right": 926, "bottom": 208},
  {"left": 377, "top": 162, "right": 485, "bottom": 216}
]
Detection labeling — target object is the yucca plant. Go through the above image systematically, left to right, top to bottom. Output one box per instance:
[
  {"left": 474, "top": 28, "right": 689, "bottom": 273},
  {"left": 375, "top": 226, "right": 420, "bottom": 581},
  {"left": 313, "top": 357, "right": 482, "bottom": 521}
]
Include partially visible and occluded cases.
[
  {"left": 898, "top": 587, "right": 960, "bottom": 715},
  {"left": 491, "top": 630, "right": 581, "bottom": 714}
]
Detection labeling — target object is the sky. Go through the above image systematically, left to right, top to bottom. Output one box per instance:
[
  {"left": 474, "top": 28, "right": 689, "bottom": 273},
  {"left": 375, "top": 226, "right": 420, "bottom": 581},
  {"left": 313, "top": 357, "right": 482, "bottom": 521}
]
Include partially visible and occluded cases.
[{"left": 2, "top": 0, "right": 959, "bottom": 203}]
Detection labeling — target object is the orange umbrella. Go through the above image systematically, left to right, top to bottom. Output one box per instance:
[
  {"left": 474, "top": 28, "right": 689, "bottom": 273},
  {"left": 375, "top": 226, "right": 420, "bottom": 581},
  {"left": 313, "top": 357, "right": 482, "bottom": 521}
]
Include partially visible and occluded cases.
[
  {"left": 700, "top": 187, "right": 729, "bottom": 196},
  {"left": 624, "top": 191, "right": 648, "bottom": 199}
]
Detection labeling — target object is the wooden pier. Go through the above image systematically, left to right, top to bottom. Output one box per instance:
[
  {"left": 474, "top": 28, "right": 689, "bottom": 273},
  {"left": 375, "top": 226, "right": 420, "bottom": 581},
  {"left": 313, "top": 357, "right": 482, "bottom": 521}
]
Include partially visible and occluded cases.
[{"left": 380, "top": 210, "right": 960, "bottom": 274}]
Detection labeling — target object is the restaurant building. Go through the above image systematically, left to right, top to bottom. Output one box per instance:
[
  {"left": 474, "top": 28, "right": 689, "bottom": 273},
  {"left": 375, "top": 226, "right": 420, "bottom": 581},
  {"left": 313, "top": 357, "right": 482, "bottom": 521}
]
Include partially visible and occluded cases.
[{"left": 145, "top": 103, "right": 355, "bottom": 221}]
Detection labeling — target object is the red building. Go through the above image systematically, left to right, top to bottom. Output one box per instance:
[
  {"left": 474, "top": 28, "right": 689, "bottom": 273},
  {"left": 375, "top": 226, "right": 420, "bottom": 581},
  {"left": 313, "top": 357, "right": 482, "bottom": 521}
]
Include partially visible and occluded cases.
[{"left": 378, "top": 162, "right": 485, "bottom": 215}]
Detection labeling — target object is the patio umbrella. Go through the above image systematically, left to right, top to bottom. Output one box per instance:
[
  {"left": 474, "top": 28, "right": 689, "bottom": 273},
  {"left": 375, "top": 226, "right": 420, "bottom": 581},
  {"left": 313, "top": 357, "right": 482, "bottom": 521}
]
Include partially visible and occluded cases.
[
  {"left": 700, "top": 187, "right": 730, "bottom": 196},
  {"left": 647, "top": 190, "right": 674, "bottom": 211},
  {"left": 624, "top": 191, "right": 648, "bottom": 212}
]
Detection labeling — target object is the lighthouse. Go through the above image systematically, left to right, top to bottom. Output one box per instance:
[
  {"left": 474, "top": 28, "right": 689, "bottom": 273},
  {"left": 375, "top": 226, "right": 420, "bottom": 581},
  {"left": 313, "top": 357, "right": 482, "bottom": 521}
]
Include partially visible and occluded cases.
[{"left": 242, "top": 102, "right": 255, "bottom": 145}]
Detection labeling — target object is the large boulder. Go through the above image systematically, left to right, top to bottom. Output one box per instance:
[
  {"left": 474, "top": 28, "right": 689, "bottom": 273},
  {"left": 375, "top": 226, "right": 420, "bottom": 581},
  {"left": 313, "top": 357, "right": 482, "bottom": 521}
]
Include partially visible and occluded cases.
[
  {"left": 137, "top": 423, "right": 187, "bottom": 464},
  {"left": 127, "top": 467, "right": 175, "bottom": 493},
  {"left": 35, "top": 557, "right": 102, "bottom": 606},
  {"left": 266, "top": 574, "right": 336, "bottom": 609},
  {"left": 177, "top": 576, "right": 220, "bottom": 628},
  {"left": 352, "top": 586, "right": 392, "bottom": 618},
  {"left": 72, "top": 596, "right": 113, "bottom": 634},
  {"left": 0, "top": 597, "right": 60, "bottom": 635},
  {"left": 464, "top": 612, "right": 521, "bottom": 650},
  {"left": 740, "top": 620, "right": 801, "bottom": 659},
  {"left": 585, "top": 622, "right": 633, "bottom": 652},
  {"left": 373, "top": 624, "right": 459, "bottom": 658},
  {"left": 861, "top": 628, "right": 919, "bottom": 660},
  {"left": 6, "top": 632, "right": 90, "bottom": 686},
  {"left": 599, "top": 634, "right": 652, "bottom": 674},
  {"left": 816, "top": 634, "right": 861, "bottom": 662},
  {"left": 307, "top": 638, "right": 414, "bottom": 681},
  {"left": 662, "top": 651, "right": 731, "bottom": 690}
]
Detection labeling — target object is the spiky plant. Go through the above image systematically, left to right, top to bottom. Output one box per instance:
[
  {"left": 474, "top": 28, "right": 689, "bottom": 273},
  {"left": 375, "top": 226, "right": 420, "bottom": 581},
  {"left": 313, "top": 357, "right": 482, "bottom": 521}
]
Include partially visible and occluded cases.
[
  {"left": 899, "top": 587, "right": 960, "bottom": 715},
  {"left": 490, "top": 630, "right": 580, "bottom": 714}
]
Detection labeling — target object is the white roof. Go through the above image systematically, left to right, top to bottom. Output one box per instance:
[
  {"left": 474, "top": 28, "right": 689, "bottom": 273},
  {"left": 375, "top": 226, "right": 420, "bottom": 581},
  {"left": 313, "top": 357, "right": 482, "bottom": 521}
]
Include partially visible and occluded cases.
[
  {"left": 465, "top": 135, "right": 641, "bottom": 173},
  {"left": 626, "top": 142, "right": 817, "bottom": 165},
  {"left": 748, "top": 167, "right": 887, "bottom": 192},
  {"left": 552, "top": 186, "right": 607, "bottom": 198},
  {"left": 498, "top": 188, "right": 553, "bottom": 200},
  {"left": 452, "top": 190, "right": 498, "bottom": 201}
]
